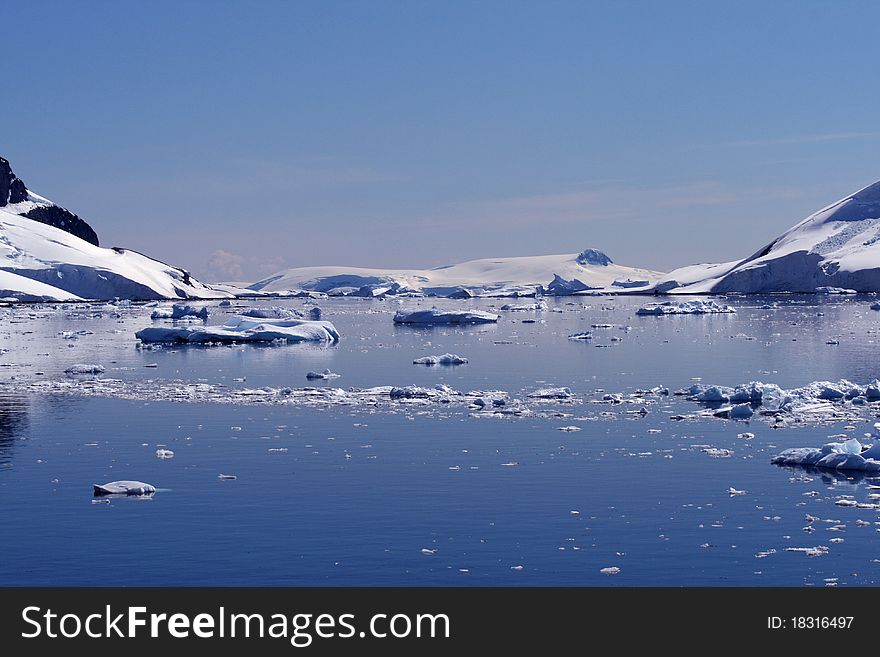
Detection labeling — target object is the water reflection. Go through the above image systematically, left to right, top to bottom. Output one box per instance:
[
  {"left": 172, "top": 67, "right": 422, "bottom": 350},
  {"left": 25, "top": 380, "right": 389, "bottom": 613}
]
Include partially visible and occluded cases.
[
  {"left": 0, "top": 393, "right": 29, "bottom": 465},
  {"left": 774, "top": 463, "right": 880, "bottom": 487}
]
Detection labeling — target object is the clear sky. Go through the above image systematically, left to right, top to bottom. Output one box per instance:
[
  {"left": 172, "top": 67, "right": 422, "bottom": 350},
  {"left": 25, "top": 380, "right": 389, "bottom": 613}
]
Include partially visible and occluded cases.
[{"left": 4, "top": 0, "right": 880, "bottom": 282}]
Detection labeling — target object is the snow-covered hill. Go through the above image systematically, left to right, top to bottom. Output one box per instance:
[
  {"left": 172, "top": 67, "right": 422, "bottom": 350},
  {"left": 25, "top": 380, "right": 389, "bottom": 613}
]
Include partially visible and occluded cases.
[
  {"left": 0, "top": 157, "right": 230, "bottom": 302},
  {"left": 658, "top": 180, "right": 880, "bottom": 294},
  {"left": 249, "top": 249, "right": 663, "bottom": 297}
]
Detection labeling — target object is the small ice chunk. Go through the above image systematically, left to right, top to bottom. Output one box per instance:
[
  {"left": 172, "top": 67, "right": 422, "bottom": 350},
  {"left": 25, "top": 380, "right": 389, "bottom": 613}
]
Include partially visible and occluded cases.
[
  {"left": 393, "top": 308, "right": 498, "bottom": 325},
  {"left": 413, "top": 353, "right": 469, "bottom": 365},
  {"left": 65, "top": 364, "right": 105, "bottom": 375},
  {"left": 306, "top": 369, "right": 341, "bottom": 380},
  {"left": 529, "top": 387, "right": 573, "bottom": 399},
  {"left": 93, "top": 480, "right": 156, "bottom": 496}
]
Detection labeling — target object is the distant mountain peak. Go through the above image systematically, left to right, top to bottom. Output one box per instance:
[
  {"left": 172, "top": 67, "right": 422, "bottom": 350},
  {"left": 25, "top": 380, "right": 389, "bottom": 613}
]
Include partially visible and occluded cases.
[
  {"left": 0, "top": 155, "right": 100, "bottom": 246},
  {"left": 0, "top": 157, "right": 28, "bottom": 206},
  {"left": 576, "top": 248, "right": 613, "bottom": 266}
]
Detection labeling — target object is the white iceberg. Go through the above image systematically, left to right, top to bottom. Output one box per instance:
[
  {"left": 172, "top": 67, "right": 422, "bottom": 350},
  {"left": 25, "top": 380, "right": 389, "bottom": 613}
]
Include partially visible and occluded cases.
[
  {"left": 636, "top": 300, "right": 736, "bottom": 316},
  {"left": 151, "top": 304, "right": 209, "bottom": 320},
  {"left": 239, "top": 306, "right": 303, "bottom": 319},
  {"left": 393, "top": 308, "right": 499, "bottom": 325},
  {"left": 136, "top": 316, "right": 340, "bottom": 344},
  {"left": 413, "top": 353, "right": 469, "bottom": 365},
  {"left": 65, "top": 363, "right": 105, "bottom": 375},
  {"left": 306, "top": 369, "right": 341, "bottom": 380},
  {"left": 529, "top": 387, "right": 573, "bottom": 399},
  {"left": 772, "top": 438, "right": 880, "bottom": 472},
  {"left": 93, "top": 480, "right": 157, "bottom": 496}
]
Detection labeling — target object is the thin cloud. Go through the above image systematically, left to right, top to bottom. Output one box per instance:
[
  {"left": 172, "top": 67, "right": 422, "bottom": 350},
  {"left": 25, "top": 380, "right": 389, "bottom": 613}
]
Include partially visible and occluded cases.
[
  {"left": 732, "top": 132, "right": 880, "bottom": 146},
  {"left": 401, "top": 181, "right": 804, "bottom": 231}
]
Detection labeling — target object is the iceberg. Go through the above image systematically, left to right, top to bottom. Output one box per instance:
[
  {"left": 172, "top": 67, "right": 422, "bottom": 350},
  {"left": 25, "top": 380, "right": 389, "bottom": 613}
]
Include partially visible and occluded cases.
[
  {"left": 636, "top": 300, "right": 736, "bottom": 316},
  {"left": 151, "top": 304, "right": 209, "bottom": 320},
  {"left": 239, "top": 306, "right": 303, "bottom": 319},
  {"left": 393, "top": 308, "right": 499, "bottom": 325},
  {"left": 136, "top": 316, "right": 340, "bottom": 344},
  {"left": 413, "top": 353, "right": 469, "bottom": 365},
  {"left": 64, "top": 364, "right": 105, "bottom": 375},
  {"left": 771, "top": 438, "right": 880, "bottom": 472},
  {"left": 93, "top": 480, "right": 157, "bottom": 496}
]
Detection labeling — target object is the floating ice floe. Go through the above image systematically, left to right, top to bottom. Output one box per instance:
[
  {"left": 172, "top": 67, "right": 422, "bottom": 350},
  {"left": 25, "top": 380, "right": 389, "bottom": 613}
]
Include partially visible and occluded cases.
[
  {"left": 815, "top": 286, "right": 857, "bottom": 295},
  {"left": 499, "top": 300, "right": 547, "bottom": 312},
  {"left": 636, "top": 300, "right": 736, "bottom": 316},
  {"left": 150, "top": 304, "right": 209, "bottom": 320},
  {"left": 239, "top": 306, "right": 303, "bottom": 319},
  {"left": 392, "top": 308, "right": 499, "bottom": 325},
  {"left": 135, "top": 316, "right": 340, "bottom": 344},
  {"left": 413, "top": 353, "right": 469, "bottom": 365},
  {"left": 64, "top": 363, "right": 105, "bottom": 375},
  {"left": 306, "top": 369, "right": 341, "bottom": 380},
  {"left": 681, "top": 377, "right": 880, "bottom": 425},
  {"left": 529, "top": 387, "right": 573, "bottom": 399},
  {"left": 771, "top": 438, "right": 880, "bottom": 472},
  {"left": 93, "top": 480, "right": 156, "bottom": 496}
]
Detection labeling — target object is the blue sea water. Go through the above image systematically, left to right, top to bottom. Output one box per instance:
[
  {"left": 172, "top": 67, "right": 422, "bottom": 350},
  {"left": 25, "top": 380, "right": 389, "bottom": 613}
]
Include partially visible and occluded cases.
[{"left": 1, "top": 295, "right": 879, "bottom": 586}]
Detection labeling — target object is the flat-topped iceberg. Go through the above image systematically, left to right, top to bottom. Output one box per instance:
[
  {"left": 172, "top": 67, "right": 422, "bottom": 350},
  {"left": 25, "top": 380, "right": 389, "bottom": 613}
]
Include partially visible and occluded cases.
[
  {"left": 636, "top": 300, "right": 736, "bottom": 316},
  {"left": 150, "top": 303, "right": 209, "bottom": 320},
  {"left": 239, "top": 306, "right": 303, "bottom": 319},
  {"left": 393, "top": 308, "right": 499, "bottom": 325},
  {"left": 136, "top": 315, "right": 340, "bottom": 344},
  {"left": 413, "top": 353, "right": 468, "bottom": 365},
  {"left": 772, "top": 438, "right": 880, "bottom": 472}
]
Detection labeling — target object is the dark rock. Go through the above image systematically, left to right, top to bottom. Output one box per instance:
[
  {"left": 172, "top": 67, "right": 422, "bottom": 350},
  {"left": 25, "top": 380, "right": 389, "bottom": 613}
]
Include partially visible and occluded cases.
[
  {"left": 0, "top": 156, "right": 100, "bottom": 246},
  {"left": 0, "top": 157, "right": 28, "bottom": 205},
  {"left": 21, "top": 205, "right": 99, "bottom": 246}
]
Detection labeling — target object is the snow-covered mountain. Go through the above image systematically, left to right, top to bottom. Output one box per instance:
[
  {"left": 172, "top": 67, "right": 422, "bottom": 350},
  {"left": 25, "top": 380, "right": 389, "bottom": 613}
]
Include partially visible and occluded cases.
[
  {"left": 0, "top": 156, "right": 230, "bottom": 302},
  {"left": 657, "top": 179, "right": 880, "bottom": 294},
  {"left": 249, "top": 249, "right": 663, "bottom": 297}
]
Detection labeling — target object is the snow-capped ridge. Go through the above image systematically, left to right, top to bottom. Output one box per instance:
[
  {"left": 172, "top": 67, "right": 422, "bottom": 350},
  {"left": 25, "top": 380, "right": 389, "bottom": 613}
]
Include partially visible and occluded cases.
[{"left": 658, "top": 178, "right": 880, "bottom": 293}]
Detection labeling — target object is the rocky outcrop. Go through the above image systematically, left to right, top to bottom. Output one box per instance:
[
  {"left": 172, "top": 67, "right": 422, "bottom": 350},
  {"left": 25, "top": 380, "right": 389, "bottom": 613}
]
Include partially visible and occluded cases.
[
  {"left": 0, "top": 156, "right": 100, "bottom": 246},
  {"left": 0, "top": 157, "right": 28, "bottom": 205}
]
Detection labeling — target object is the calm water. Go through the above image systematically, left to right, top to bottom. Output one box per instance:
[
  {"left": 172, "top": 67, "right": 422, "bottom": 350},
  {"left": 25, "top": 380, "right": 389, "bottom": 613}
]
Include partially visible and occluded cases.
[{"left": 1, "top": 294, "right": 880, "bottom": 586}]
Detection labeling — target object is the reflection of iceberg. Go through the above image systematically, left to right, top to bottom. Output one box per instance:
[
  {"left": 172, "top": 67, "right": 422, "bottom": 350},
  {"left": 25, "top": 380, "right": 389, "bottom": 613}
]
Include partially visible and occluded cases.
[
  {"left": 0, "top": 394, "right": 29, "bottom": 466},
  {"left": 772, "top": 463, "right": 878, "bottom": 487}
]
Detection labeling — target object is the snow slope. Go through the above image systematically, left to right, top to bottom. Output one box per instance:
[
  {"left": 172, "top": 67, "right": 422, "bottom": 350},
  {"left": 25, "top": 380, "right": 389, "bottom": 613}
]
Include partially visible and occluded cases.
[
  {"left": 0, "top": 156, "right": 231, "bottom": 301},
  {"left": 659, "top": 180, "right": 880, "bottom": 293},
  {"left": 0, "top": 206, "right": 230, "bottom": 300},
  {"left": 249, "top": 249, "right": 663, "bottom": 297}
]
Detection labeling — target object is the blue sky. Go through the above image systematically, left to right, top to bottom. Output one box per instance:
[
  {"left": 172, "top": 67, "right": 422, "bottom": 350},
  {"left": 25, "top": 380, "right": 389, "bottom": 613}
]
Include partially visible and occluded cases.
[{"left": 4, "top": 0, "right": 880, "bottom": 281}]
